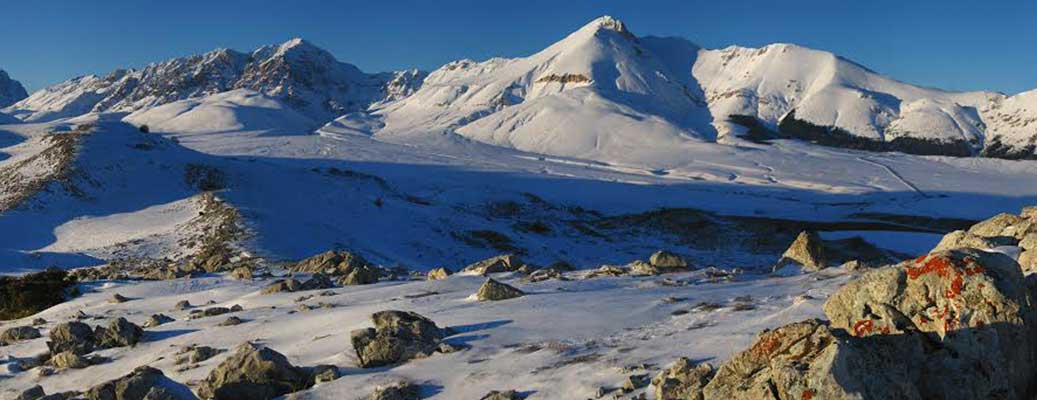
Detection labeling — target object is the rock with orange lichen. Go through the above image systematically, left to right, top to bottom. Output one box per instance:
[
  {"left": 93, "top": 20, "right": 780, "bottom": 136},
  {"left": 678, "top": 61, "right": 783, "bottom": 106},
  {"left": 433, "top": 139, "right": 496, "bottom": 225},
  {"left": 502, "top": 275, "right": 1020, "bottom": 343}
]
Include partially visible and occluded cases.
[
  {"left": 823, "top": 248, "right": 1037, "bottom": 399},
  {"left": 701, "top": 319, "right": 921, "bottom": 400}
]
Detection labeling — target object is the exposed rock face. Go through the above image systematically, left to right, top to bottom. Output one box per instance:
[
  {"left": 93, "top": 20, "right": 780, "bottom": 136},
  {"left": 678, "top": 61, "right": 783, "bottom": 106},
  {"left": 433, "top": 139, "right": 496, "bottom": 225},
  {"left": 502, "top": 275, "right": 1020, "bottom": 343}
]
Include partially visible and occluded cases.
[
  {"left": 0, "top": 69, "right": 28, "bottom": 108},
  {"left": 968, "top": 212, "right": 1025, "bottom": 239},
  {"left": 931, "top": 229, "right": 1001, "bottom": 252},
  {"left": 773, "top": 231, "right": 827, "bottom": 272},
  {"left": 462, "top": 254, "right": 524, "bottom": 275},
  {"left": 337, "top": 265, "right": 383, "bottom": 285},
  {"left": 426, "top": 267, "right": 452, "bottom": 280},
  {"left": 0, "top": 268, "right": 76, "bottom": 320},
  {"left": 299, "top": 274, "right": 335, "bottom": 291},
  {"left": 475, "top": 278, "right": 525, "bottom": 301},
  {"left": 261, "top": 279, "right": 301, "bottom": 294},
  {"left": 351, "top": 310, "right": 450, "bottom": 368},
  {"left": 95, "top": 317, "right": 144, "bottom": 348},
  {"left": 48, "top": 321, "right": 96, "bottom": 354},
  {"left": 0, "top": 325, "right": 41, "bottom": 345},
  {"left": 197, "top": 342, "right": 310, "bottom": 400},
  {"left": 176, "top": 345, "right": 222, "bottom": 365},
  {"left": 48, "top": 350, "right": 92, "bottom": 369},
  {"left": 652, "top": 357, "right": 714, "bottom": 400},
  {"left": 310, "top": 364, "right": 340, "bottom": 384},
  {"left": 83, "top": 365, "right": 195, "bottom": 400},
  {"left": 366, "top": 380, "right": 420, "bottom": 400},
  {"left": 14, "top": 385, "right": 44, "bottom": 400}
]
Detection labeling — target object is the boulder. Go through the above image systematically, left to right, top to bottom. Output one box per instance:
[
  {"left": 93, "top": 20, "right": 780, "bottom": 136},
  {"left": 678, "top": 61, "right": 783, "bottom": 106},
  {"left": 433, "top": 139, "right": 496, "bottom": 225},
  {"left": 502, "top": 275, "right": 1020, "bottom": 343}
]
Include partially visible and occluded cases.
[
  {"left": 968, "top": 212, "right": 1023, "bottom": 239},
  {"left": 931, "top": 230, "right": 1001, "bottom": 252},
  {"left": 773, "top": 231, "right": 827, "bottom": 272},
  {"left": 1021, "top": 232, "right": 1037, "bottom": 251},
  {"left": 823, "top": 248, "right": 1037, "bottom": 398},
  {"left": 290, "top": 250, "right": 371, "bottom": 276},
  {"left": 649, "top": 250, "right": 689, "bottom": 270},
  {"left": 1020, "top": 250, "right": 1037, "bottom": 275},
  {"left": 462, "top": 254, "right": 523, "bottom": 275},
  {"left": 337, "top": 265, "right": 383, "bottom": 285},
  {"left": 586, "top": 265, "right": 627, "bottom": 278},
  {"left": 229, "top": 267, "right": 253, "bottom": 280},
  {"left": 426, "top": 267, "right": 452, "bottom": 281},
  {"left": 526, "top": 268, "right": 563, "bottom": 282},
  {"left": 261, "top": 279, "right": 301, "bottom": 294},
  {"left": 475, "top": 279, "right": 525, "bottom": 301},
  {"left": 110, "top": 293, "right": 130, "bottom": 303},
  {"left": 173, "top": 300, "right": 192, "bottom": 310},
  {"left": 190, "top": 307, "right": 233, "bottom": 319},
  {"left": 351, "top": 310, "right": 450, "bottom": 368},
  {"left": 143, "top": 314, "right": 175, "bottom": 328},
  {"left": 218, "top": 316, "right": 243, "bottom": 327},
  {"left": 95, "top": 317, "right": 144, "bottom": 348},
  {"left": 701, "top": 319, "right": 919, "bottom": 400},
  {"left": 47, "top": 321, "right": 95, "bottom": 355},
  {"left": 0, "top": 325, "right": 41, "bottom": 345},
  {"left": 196, "top": 342, "right": 310, "bottom": 400},
  {"left": 176, "top": 345, "right": 222, "bottom": 365},
  {"left": 48, "top": 350, "right": 92, "bottom": 369},
  {"left": 651, "top": 357, "right": 714, "bottom": 400},
  {"left": 310, "top": 364, "right": 340, "bottom": 384},
  {"left": 83, "top": 365, "right": 195, "bottom": 400},
  {"left": 366, "top": 380, "right": 420, "bottom": 400},
  {"left": 14, "top": 385, "right": 45, "bottom": 400},
  {"left": 479, "top": 391, "right": 521, "bottom": 400}
]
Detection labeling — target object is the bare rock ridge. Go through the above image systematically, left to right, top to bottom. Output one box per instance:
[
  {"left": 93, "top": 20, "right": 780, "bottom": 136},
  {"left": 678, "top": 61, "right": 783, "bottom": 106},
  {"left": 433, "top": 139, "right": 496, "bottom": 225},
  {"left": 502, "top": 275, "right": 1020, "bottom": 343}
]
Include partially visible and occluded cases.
[{"left": 0, "top": 69, "right": 28, "bottom": 108}]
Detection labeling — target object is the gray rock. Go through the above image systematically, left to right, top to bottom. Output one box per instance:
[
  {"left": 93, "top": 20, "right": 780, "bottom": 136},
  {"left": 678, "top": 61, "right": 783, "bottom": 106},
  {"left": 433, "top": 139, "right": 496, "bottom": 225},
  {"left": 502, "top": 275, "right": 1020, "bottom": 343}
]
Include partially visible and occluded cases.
[
  {"left": 968, "top": 212, "right": 1023, "bottom": 238},
  {"left": 931, "top": 230, "right": 1001, "bottom": 252},
  {"left": 773, "top": 231, "right": 827, "bottom": 272},
  {"left": 1021, "top": 232, "right": 1037, "bottom": 251},
  {"left": 290, "top": 250, "right": 371, "bottom": 276},
  {"left": 1021, "top": 250, "right": 1037, "bottom": 275},
  {"left": 462, "top": 254, "right": 524, "bottom": 275},
  {"left": 337, "top": 265, "right": 382, "bottom": 285},
  {"left": 229, "top": 267, "right": 253, "bottom": 280},
  {"left": 426, "top": 267, "right": 452, "bottom": 281},
  {"left": 526, "top": 268, "right": 563, "bottom": 282},
  {"left": 298, "top": 274, "right": 335, "bottom": 291},
  {"left": 475, "top": 278, "right": 525, "bottom": 301},
  {"left": 261, "top": 279, "right": 301, "bottom": 294},
  {"left": 173, "top": 300, "right": 192, "bottom": 311},
  {"left": 190, "top": 307, "right": 232, "bottom": 319},
  {"left": 351, "top": 310, "right": 449, "bottom": 368},
  {"left": 218, "top": 316, "right": 243, "bottom": 327},
  {"left": 95, "top": 317, "right": 144, "bottom": 348},
  {"left": 47, "top": 321, "right": 95, "bottom": 355},
  {"left": 0, "top": 325, "right": 41, "bottom": 345},
  {"left": 197, "top": 342, "right": 310, "bottom": 400},
  {"left": 176, "top": 345, "right": 222, "bottom": 365},
  {"left": 48, "top": 350, "right": 92, "bottom": 369},
  {"left": 651, "top": 357, "right": 714, "bottom": 400},
  {"left": 310, "top": 364, "right": 340, "bottom": 384},
  {"left": 82, "top": 365, "right": 195, "bottom": 400},
  {"left": 366, "top": 380, "right": 420, "bottom": 400},
  {"left": 14, "top": 385, "right": 45, "bottom": 400},
  {"left": 479, "top": 390, "right": 520, "bottom": 400}
]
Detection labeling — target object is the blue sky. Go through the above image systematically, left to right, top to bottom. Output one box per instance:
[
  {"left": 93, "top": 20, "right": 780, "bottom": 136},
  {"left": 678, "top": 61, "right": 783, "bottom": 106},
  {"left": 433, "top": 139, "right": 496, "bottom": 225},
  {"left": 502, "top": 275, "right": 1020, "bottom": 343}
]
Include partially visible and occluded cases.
[{"left": 4, "top": 0, "right": 1036, "bottom": 94}]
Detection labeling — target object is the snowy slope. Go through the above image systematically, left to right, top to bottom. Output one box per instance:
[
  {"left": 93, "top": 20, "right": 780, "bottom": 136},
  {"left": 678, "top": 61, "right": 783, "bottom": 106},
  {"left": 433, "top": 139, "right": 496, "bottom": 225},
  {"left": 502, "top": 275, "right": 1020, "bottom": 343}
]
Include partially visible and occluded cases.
[
  {"left": 3, "top": 40, "right": 415, "bottom": 123},
  {"left": 0, "top": 69, "right": 28, "bottom": 108},
  {"left": 123, "top": 89, "right": 318, "bottom": 135},
  {"left": 980, "top": 89, "right": 1037, "bottom": 158}
]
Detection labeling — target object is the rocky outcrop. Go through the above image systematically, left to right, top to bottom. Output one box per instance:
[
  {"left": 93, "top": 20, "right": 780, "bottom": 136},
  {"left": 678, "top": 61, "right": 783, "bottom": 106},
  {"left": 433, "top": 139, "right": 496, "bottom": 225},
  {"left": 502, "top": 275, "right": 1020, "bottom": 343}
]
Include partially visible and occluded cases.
[
  {"left": 0, "top": 69, "right": 28, "bottom": 108},
  {"left": 968, "top": 212, "right": 1025, "bottom": 239},
  {"left": 932, "top": 229, "right": 1002, "bottom": 252},
  {"left": 773, "top": 231, "right": 826, "bottom": 272},
  {"left": 290, "top": 250, "right": 371, "bottom": 276},
  {"left": 649, "top": 250, "right": 690, "bottom": 270},
  {"left": 462, "top": 254, "right": 524, "bottom": 275},
  {"left": 426, "top": 267, "right": 452, "bottom": 281},
  {"left": 0, "top": 268, "right": 77, "bottom": 320},
  {"left": 475, "top": 278, "right": 525, "bottom": 301},
  {"left": 261, "top": 279, "right": 301, "bottom": 294},
  {"left": 351, "top": 310, "right": 451, "bottom": 368},
  {"left": 143, "top": 314, "right": 175, "bottom": 328},
  {"left": 95, "top": 317, "right": 144, "bottom": 348},
  {"left": 48, "top": 321, "right": 96, "bottom": 355},
  {"left": 0, "top": 325, "right": 41, "bottom": 345},
  {"left": 197, "top": 342, "right": 311, "bottom": 400},
  {"left": 651, "top": 357, "right": 714, "bottom": 400},
  {"left": 83, "top": 365, "right": 196, "bottom": 400},
  {"left": 366, "top": 380, "right": 420, "bottom": 400},
  {"left": 479, "top": 390, "right": 521, "bottom": 400}
]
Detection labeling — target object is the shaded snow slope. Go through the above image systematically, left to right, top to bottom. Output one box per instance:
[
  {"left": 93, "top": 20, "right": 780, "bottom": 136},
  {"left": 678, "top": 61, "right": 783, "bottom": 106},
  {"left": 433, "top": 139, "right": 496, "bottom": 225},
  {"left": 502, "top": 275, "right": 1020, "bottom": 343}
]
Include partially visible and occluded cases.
[{"left": 123, "top": 89, "right": 318, "bottom": 135}]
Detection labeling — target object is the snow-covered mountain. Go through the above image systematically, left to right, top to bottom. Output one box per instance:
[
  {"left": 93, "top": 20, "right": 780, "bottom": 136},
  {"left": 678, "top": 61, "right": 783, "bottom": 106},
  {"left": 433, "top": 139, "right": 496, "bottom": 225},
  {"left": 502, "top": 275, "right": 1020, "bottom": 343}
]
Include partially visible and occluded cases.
[
  {"left": 2, "top": 39, "right": 416, "bottom": 124},
  {"left": 0, "top": 69, "right": 28, "bottom": 109}
]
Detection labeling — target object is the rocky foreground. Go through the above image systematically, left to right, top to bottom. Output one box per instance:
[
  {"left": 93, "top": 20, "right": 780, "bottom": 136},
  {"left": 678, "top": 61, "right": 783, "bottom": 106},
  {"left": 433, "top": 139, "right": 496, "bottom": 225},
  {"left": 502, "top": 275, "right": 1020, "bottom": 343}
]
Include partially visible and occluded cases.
[{"left": 4, "top": 208, "right": 1037, "bottom": 399}]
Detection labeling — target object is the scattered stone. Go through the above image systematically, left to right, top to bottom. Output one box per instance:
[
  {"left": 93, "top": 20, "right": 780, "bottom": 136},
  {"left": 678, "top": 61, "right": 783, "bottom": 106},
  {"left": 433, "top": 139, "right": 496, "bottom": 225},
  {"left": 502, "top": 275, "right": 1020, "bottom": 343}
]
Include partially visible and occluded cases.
[
  {"left": 773, "top": 231, "right": 827, "bottom": 272},
  {"left": 291, "top": 250, "right": 371, "bottom": 276},
  {"left": 462, "top": 254, "right": 524, "bottom": 275},
  {"left": 337, "top": 265, "right": 382, "bottom": 285},
  {"left": 586, "top": 265, "right": 627, "bottom": 278},
  {"left": 229, "top": 266, "right": 253, "bottom": 280},
  {"left": 426, "top": 267, "right": 452, "bottom": 280},
  {"left": 526, "top": 268, "right": 564, "bottom": 282},
  {"left": 475, "top": 278, "right": 525, "bottom": 301},
  {"left": 109, "top": 293, "right": 130, "bottom": 304},
  {"left": 173, "top": 300, "right": 192, "bottom": 311},
  {"left": 230, "top": 304, "right": 243, "bottom": 312},
  {"left": 190, "top": 307, "right": 232, "bottom": 319},
  {"left": 351, "top": 310, "right": 451, "bottom": 368},
  {"left": 143, "top": 314, "right": 175, "bottom": 328},
  {"left": 218, "top": 316, "right": 243, "bottom": 326},
  {"left": 31, "top": 317, "right": 47, "bottom": 326},
  {"left": 94, "top": 317, "right": 144, "bottom": 349},
  {"left": 47, "top": 321, "right": 96, "bottom": 355},
  {"left": 0, "top": 325, "right": 41, "bottom": 345},
  {"left": 197, "top": 342, "right": 311, "bottom": 400},
  {"left": 652, "top": 357, "right": 714, "bottom": 400},
  {"left": 310, "top": 364, "right": 340, "bottom": 384},
  {"left": 621, "top": 374, "right": 649, "bottom": 392},
  {"left": 366, "top": 380, "right": 420, "bottom": 400},
  {"left": 14, "top": 385, "right": 45, "bottom": 400},
  {"left": 479, "top": 390, "right": 521, "bottom": 400}
]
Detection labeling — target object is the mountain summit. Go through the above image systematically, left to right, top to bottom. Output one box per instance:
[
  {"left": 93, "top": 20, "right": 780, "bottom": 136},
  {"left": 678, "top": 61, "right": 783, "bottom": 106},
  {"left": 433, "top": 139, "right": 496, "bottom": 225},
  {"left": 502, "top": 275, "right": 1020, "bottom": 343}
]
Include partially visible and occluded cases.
[{"left": 0, "top": 69, "right": 28, "bottom": 108}]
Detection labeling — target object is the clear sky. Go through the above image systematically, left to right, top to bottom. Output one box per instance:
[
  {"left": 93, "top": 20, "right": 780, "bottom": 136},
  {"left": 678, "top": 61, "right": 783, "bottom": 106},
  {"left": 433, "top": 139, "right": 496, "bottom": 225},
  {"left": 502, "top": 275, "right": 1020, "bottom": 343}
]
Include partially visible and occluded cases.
[{"left": 4, "top": 0, "right": 1036, "bottom": 94}]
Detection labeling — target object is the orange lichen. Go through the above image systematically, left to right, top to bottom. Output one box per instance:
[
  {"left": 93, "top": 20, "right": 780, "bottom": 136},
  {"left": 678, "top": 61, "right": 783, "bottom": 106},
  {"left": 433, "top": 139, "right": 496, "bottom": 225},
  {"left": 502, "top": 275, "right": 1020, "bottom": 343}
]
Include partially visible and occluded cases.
[
  {"left": 906, "top": 255, "right": 955, "bottom": 280},
  {"left": 945, "top": 274, "right": 964, "bottom": 299},
  {"left": 853, "top": 319, "right": 874, "bottom": 337},
  {"left": 751, "top": 334, "right": 782, "bottom": 357},
  {"left": 802, "top": 389, "right": 815, "bottom": 400}
]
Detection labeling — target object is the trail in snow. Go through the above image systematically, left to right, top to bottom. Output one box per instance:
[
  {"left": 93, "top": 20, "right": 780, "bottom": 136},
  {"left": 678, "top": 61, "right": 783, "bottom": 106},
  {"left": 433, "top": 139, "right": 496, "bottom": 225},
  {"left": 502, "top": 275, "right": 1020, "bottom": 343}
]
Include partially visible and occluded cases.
[{"left": 856, "top": 156, "right": 926, "bottom": 196}]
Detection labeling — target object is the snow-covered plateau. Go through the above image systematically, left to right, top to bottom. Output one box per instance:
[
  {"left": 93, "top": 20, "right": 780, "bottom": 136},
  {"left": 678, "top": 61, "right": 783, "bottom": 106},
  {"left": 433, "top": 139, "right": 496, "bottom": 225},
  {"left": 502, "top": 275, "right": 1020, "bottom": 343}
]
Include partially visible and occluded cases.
[{"left": 2, "top": 15, "right": 1037, "bottom": 400}]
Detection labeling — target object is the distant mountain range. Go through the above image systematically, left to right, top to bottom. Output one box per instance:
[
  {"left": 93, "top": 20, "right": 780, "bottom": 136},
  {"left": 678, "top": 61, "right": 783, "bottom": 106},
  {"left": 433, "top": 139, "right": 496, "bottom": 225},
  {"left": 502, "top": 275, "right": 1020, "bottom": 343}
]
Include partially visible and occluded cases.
[{"left": 3, "top": 16, "right": 1036, "bottom": 159}]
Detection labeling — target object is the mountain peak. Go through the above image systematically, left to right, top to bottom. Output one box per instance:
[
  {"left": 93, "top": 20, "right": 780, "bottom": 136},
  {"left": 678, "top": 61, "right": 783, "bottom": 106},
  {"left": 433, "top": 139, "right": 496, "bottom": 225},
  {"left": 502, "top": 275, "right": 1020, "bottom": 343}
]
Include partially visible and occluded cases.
[
  {"left": 582, "top": 15, "right": 633, "bottom": 37},
  {"left": 0, "top": 69, "right": 28, "bottom": 108}
]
